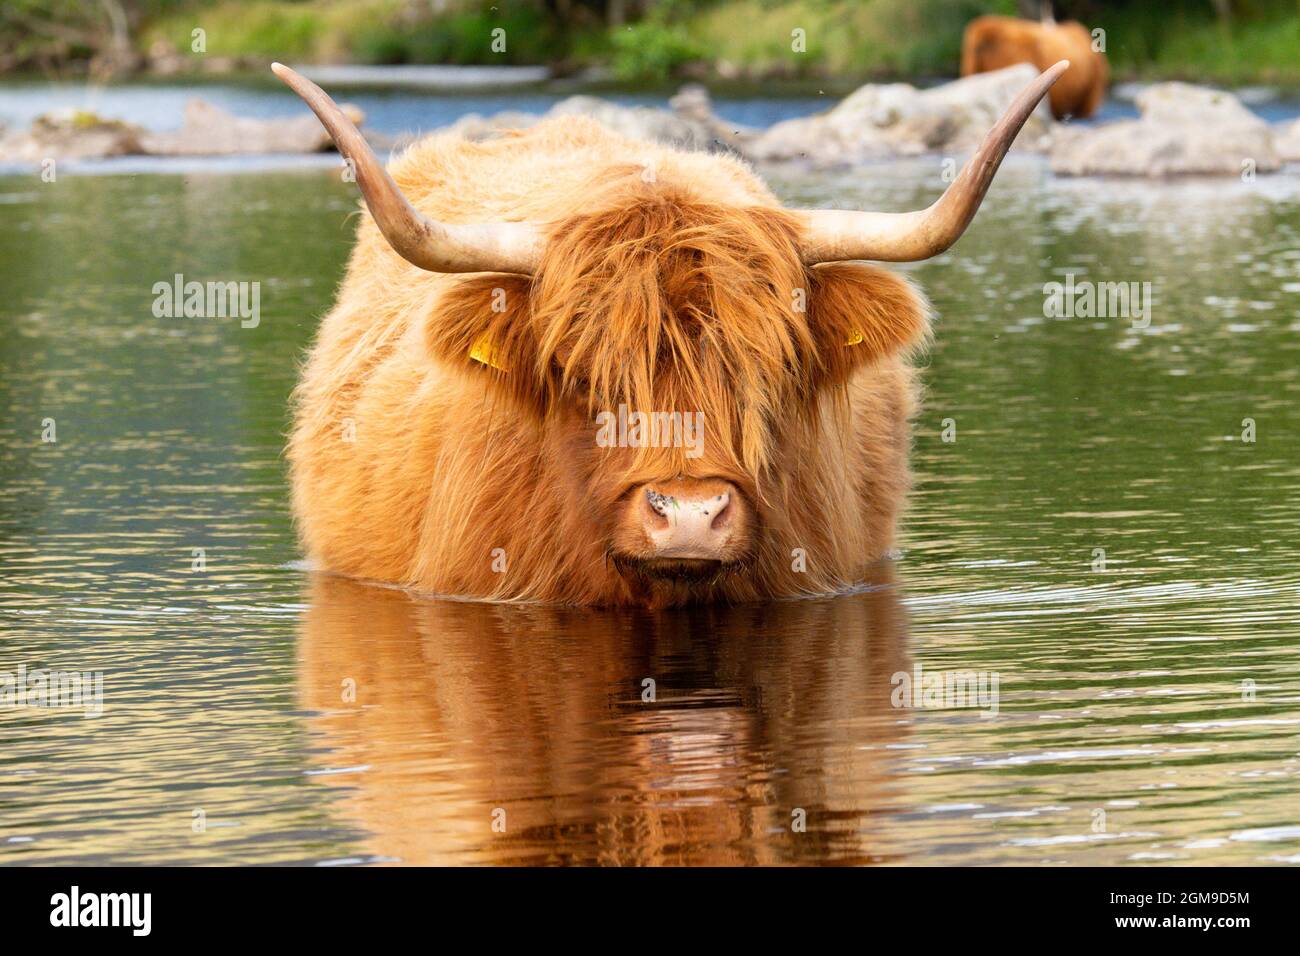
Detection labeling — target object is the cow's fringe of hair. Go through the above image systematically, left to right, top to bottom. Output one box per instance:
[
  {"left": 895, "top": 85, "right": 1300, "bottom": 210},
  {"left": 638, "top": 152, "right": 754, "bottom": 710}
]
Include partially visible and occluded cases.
[
  {"left": 427, "top": 168, "right": 928, "bottom": 491},
  {"left": 534, "top": 170, "right": 814, "bottom": 485}
]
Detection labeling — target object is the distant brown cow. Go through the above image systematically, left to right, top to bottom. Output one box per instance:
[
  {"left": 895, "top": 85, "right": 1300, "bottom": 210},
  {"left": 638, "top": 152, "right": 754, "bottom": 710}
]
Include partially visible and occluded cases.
[
  {"left": 962, "top": 14, "right": 1107, "bottom": 119},
  {"left": 273, "top": 61, "right": 1064, "bottom": 608}
]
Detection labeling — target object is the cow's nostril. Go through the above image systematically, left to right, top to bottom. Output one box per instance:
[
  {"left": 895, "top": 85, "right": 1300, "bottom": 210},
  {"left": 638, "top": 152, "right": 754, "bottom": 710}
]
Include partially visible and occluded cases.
[
  {"left": 644, "top": 489, "right": 673, "bottom": 524},
  {"left": 707, "top": 493, "right": 731, "bottom": 529}
]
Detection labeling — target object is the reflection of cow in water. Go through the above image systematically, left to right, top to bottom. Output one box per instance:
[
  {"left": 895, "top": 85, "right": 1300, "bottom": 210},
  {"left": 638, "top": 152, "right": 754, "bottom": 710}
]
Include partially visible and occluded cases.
[
  {"left": 962, "top": 13, "right": 1108, "bottom": 119},
  {"left": 298, "top": 567, "right": 910, "bottom": 865}
]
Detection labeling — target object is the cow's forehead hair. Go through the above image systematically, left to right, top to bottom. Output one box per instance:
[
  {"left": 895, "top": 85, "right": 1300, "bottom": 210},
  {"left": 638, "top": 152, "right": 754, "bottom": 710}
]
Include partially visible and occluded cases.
[{"left": 520, "top": 174, "right": 817, "bottom": 480}]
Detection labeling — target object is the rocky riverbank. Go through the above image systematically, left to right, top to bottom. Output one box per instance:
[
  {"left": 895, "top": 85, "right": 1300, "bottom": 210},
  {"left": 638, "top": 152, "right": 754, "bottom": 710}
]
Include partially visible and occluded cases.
[{"left": 3, "top": 65, "right": 1298, "bottom": 177}]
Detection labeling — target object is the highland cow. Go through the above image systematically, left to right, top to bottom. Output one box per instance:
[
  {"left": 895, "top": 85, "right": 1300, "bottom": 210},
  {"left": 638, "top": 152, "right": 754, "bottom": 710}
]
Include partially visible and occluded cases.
[
  {"left": 961, "top": 13, "right": 1107, "bottom": 119},
  {"left": 275, "top": 61, "right": 1065, "bottom": 608}
]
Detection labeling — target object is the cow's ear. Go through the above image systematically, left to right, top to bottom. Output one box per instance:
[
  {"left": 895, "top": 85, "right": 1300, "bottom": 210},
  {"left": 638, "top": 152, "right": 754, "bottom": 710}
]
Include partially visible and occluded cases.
[
  {"left": 806, "top": 263, "right": 931, "bottom": 386},
  {"left": 428, "top": 274, "right": 547, "bottom": 399}
]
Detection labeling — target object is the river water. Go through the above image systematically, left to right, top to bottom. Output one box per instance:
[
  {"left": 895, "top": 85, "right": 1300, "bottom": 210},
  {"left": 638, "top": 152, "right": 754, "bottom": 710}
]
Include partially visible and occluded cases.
[{"left": 2, "top": 83, "right": 1300, "bottom": 865}]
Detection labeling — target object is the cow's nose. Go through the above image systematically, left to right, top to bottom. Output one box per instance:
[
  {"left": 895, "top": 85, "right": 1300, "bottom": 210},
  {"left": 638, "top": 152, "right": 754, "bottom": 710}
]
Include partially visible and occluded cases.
[{"left": 641, "top": 485, "right": 736, "bottom": 559}]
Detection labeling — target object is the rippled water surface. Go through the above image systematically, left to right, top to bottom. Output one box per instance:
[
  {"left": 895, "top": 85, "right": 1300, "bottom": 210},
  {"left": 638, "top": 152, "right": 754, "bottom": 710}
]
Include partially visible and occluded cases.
[{"left": 3, "top": 121, "right": 1300, "bottom": 864}]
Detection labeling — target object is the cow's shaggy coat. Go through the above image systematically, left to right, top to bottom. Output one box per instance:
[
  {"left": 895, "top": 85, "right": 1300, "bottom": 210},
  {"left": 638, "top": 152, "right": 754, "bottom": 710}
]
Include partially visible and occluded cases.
[{"left": 289, "top": 118, "right": 929, "bottom": 606}]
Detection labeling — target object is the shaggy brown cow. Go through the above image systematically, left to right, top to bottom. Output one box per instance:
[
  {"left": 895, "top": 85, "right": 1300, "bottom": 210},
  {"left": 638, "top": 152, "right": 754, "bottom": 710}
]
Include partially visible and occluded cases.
[
  {"left": 961, "top": 14, "right": 1107, "bottom": 119},
  {"left": 275, "top": 61, "right": 1064, "bottom": 608}
]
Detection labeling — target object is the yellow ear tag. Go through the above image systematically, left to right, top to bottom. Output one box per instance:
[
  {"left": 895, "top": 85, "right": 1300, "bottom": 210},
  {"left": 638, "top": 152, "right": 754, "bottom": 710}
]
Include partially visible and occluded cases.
[
  {"left": 845, "top": 329, "right": 864, "bottom": 346},
  {"left": 469, "top": 334, "right": 508, "bottom": 371}
]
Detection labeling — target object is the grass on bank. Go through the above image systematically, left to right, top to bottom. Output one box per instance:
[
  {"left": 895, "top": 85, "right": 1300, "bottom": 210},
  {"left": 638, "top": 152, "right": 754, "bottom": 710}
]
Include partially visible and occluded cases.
[
  {"left": 127, "top": 0, "right": 1300, "bottom": 87},
  {"left": 142, "top": 0, "right": 560, "bottom": 67}
]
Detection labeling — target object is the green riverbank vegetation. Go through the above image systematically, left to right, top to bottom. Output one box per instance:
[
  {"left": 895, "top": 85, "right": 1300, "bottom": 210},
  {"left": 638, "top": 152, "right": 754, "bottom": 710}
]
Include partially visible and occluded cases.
[{"left": 2, "top": 0, "right": 1299, "bottom": 87}]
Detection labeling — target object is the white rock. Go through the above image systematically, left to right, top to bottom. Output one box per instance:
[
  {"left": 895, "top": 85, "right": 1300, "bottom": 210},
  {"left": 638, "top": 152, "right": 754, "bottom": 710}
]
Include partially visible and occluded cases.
[
  {"left": 747, "top": 64, "right": 1053, "bottom": 165},
  {"left": 1049, "top": 82, "right": 1280, "bottom": 177},
  {"left": 447, "top": 87, "right": 746, "bottom": 153},
  {"left": 141, "top": 98, "right": 366, "bottom": 155},
  {"left": 0, "top": 109, "right": 145, "bottom": 161},
  {"left": 1274, "top": 117, "right": 1300, "bottom": 163}
]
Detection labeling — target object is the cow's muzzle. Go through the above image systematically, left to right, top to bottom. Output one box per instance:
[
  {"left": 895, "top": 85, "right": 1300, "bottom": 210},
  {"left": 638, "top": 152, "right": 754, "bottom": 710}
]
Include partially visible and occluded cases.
[{"left": 610, "top": 478, "right": 753, "bottom": 579}]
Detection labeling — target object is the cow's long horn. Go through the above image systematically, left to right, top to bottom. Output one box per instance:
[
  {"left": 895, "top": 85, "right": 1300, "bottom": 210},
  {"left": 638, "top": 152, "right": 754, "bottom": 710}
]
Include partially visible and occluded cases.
[
  {"left": 800, "top": 60, "right": 1068, "bottom": 264},
  {"left": 271, "top": 63, "right": 542, "bottom": 274}
]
